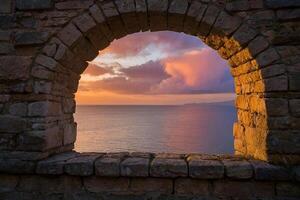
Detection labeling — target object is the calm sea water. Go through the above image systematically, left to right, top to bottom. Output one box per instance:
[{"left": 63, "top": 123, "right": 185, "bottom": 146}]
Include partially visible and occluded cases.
[{"left": 74, "top": 103, "right": 236, "bottom": 154}]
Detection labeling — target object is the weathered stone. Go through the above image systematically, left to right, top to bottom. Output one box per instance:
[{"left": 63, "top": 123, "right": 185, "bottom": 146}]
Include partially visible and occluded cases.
[
  {"left": 0, "top": 0, "right": 12, "bottom": 13},
  {"left": 16, "top": 0, "right": 53, "bottom": 10},
  {"left": 55, "top": 0, "right": 93, "bottom": 10},
  {"left": 148, "top": 0, "right": 168, "bottom": 12},
  {"left": 226, "top": 0, "right": 249, "bottom": 11},
  {"left": 265, "top": 0, "right": 300, "bottom": 8},
  {"left": 99, "top": 1, "right": 119, "bottom": 17},
  {"left": 89, "top": 5, "right": 105, "bottom": 24},
  {"left": 213, "top": 11, "right": 242, "bottom": 36},
  {"left": 73, "top": 13, "right": 96, "bottom": 33},
  {"left": 57, "top": 23, "right": 82, "bottom": 47},
  {"left": 15, "top": 32, "right": 49, "bottom": 46},
  {"left": 247, "top": 36, "right": 269, "bottom": 57},
  {"left": 0, "top": 42, "right": 14, "bottom": 54},
  {"left": 43, "top": 43, "right": 57, "bottom": 57},
  {"left": 256, "top": 48, "right": 280, "bottom": 67},
  {"left": 35, "top": 54, "right": 60, "bottom": 70},
  {"left": 0, "top": 56, "right": 32, "bottom": 80},
  {"left": 289, "top": 72, "right": 300, "bottom": 91},
  {"left": 33, "top": 80, "right": 52, "bottom": 94},
  {"left": 62, "top": 98, "right": 76, "bottom": 113},
  {"left": 290, "top": 99, "right": 300, "bottom": 117},
  {"left": 28, "top": 101, "right": 61, "bottom": 117},
  {"left": 9, "top": 103, "right": 27, "bottom": 116},
  {"left": 0, "top": 115, "right": 27, "bottom": 133},
  {"left": 63, "top": 122, "right": 76, "bottom": 145},
  {"left": 17, "top": 126, "right": 62, "bottom": 151},
  {"left": 36, "top": 151, "right": 79, "bottom": 175},
  {"left": 65, "top": 153, "right": 102, "bottom": 176},
  {"left": 95, "top": 157, "right": 121, "bottom": 177},
  {"left": 120, "top": 157, "right": 149, "bottom": 177},
  {"left": 150, "top": 158, "right": 187, "bottom": 178},
  {"left": 0, "top": 159, "right": 35, "bottom": 173},
  {"left": 188, "top": 159, "right": 224, "bottom": 179},
  {"left": 223, "top": 160, "right": 253, "bottom": 179},
  {"left": 251, "top": 160, "right": 291, "bottom": 181},
  {"left": 0, "top": 174, "right": 18, "bottom": 192},
  {"left": 84, "top": 177, "right": 129, "bottom": 193},
  {"left": 130, "top": 178, "right": 172, "bottom": 194},
  {"left": 174, "top": 179, "right": 210, "bottom": 196},
  {"left": 213, "top": 180, "right": 274, "bottom": 198},
  {"left": 276, "top": 182, "right": 300, "bottom": 197}
]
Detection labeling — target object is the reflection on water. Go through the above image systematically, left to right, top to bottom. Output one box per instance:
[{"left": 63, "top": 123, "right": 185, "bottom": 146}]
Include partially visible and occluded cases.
[{"left": 75, "top": 104, "right": 236, "bottom": 154}]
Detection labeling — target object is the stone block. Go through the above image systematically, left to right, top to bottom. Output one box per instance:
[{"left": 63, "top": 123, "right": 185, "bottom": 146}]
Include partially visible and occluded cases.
[
  {"left": 0, "top": 0, "right": 11, "bottom": 13},
  {"left": 16, "top": 0, "right": 53, "bottom": 10},
  {"left": 55, "top": 0, "right": 93, "bottom": 10},
  {"left": 148, "top": 0, "right": 168, "bottom": 12},
  {"left": 226, "top": 0, "right": 249, "bottom": 11},
  {"left": 265, "top": 0, "right": 300, "bottom": 8},
  {"left": 100, "top": 1, "right": 119, "bottom": 17},
  {"left": 89, "top": 5, "right": 105, "bottom": 24},
  {"left": 198, "top": 5, "right": 220, "bottom": 36},
  {"left": 277, "top": 9, "right": 300, "bottom": 21},
  {"left": 213, "top": 11, "right": 242, "bottom": 36},
  {"left": 73, "top": 13, "right": 96, "bottom": 33},
  {"left": 57, "top": 23, "right": 82, "bottom": 47},
  {"left": 15, "top": 31, "right": 49, "bottom": 46},
  {"left": 247, "top": 36, "right": 269, "bottom": 57},
  {"left": 0, "top": 42, "right": 14, "bottom": 54},
  {"left": 256, "top": 48, "right": 280, "bottom": 67},
  {"left": 35, "top": 54, "right": 60, "bottom": 70},
  {"left": 0, "top": 56, "right": 32, "bottom": 80},
  {"left": 289, "top": 72, "right": 300, "bottom": 91},
  {"left": 264, "top": 75, "right": 288, "bottom": 92},
  {"left": 33, "top": 80, "right": 52, "bottom": 94},
  {"left": 62, "top": 98, "right": 76, "bottom": 114},
  {"left": 265, "top": 98, "right": 288, "bottom": 116},
  {"left": 290, "top": 99, "right": 300, "bottom": 117},
  {"left": 28, "top": 101, "right": 61, "bottom": 117},
  {"left": 9, "top": 103, "right": 27, "bottom": 116},
  {"left": 0, "top": 115, "right": 27, "bottom": 133},
  {"left": 63, "top": 122, "right": 77, "bottom": 145},
  {"left": 17, "top": 126, "right": 62, "bottom": 151},
  {"left": 36, "top": 151, "right": 79, "bottom": 175},
  {"left": 65, "top": 153, "right": 102, "bottom": 176},
  {"left": 95, "top": 157, "right": 121, "bottom": 177},
  {"left": 120, "top": 157, "right": 149, "bottom": 177},
  {"left": 150, "top": 158, "right": 187, "bottom": 178},
  {"left": 0, "top": 159, "right": 35, "bottom": 174},
  {"left": 188, "top": 159, "right": 224, "bottom": 179},
  {"left": 223, "top": 160, "right": 253, "bottom": 179},
  {"left": 251, "top": 160, "right": 291, "bottom": 181},
  {"left": 0, "top": 174, "right": 18, "bottom": 192},
  {"left": 84, "top": 177, "right": 129, "bottom": 193},
  {"left": 130, "top": 178, "right": 172, "bottom": 194},
  {"left": 174, "top": 179, "right": 210, "bottom": 196},
  {"left": 213, "top": 180, "right": 274, "bottom": 198},
  {"left": 276, "top": 183, "right": 300, "bottom": 197}
]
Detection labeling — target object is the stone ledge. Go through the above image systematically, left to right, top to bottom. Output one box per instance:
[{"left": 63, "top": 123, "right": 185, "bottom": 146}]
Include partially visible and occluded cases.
[{"left": 0, "top": 152, "right": 298, "bottom": 181}]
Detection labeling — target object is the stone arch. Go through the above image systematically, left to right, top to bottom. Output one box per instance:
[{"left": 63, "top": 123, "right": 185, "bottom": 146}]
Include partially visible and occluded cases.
[{"left": 0, "top": 0, "right": 299, "bottom": 165}]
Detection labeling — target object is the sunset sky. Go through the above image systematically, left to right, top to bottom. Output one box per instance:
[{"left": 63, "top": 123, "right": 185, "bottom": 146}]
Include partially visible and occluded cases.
[{"left": 76, "top": 31, "right": 235, "bottom": 105}]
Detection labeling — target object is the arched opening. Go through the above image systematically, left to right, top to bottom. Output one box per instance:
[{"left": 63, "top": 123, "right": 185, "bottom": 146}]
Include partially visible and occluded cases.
[{"left": 74, "top": 31, "right": 236, "bottom": 154}]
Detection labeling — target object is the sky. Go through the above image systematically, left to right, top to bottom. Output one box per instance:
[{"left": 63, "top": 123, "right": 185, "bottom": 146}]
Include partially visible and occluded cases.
[{"left": 76, "top": 31, "right": 235, "bottom": 105}]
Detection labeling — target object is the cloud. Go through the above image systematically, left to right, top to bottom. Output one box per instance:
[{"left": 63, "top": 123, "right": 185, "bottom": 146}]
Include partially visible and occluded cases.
[
  {"left": 80, "top": 31, "right": 234, "bottom": 95},
  {"left": 101, "top": 31, "right": 204, "bottom": 58},
  {"left": 152, "top": 48, "right": 234, "bottom": 94},
  {"left": 80, "top": 61, "right": 170, "bottom": 94}
]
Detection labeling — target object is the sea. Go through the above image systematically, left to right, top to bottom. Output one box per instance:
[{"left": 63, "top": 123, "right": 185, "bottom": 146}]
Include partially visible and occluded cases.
[{"left": 74, "top": 102, "right": 236, "bottom": 154}]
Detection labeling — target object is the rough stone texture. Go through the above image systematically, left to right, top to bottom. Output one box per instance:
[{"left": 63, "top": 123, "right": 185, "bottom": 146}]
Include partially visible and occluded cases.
[
  {"left": 16, "top": 0, "right": 53, "bottom": 10},
  {"left": 64, "top": 153, "right": 102, "bottom": 176},
  {"left": 95, "top": 156, "right": 121, "bottom": 177},
  {"left": 188, "top": 156, "right": 224, "bottom": 179},
  {"left": 120, "top": 157, "right": 149, "bottom": 177},
  {"left": 150, "top": 158, "right": 187, "bottom": 178},
  {"left": 223, "top": 160, "right": 253, "bottom": 179}
]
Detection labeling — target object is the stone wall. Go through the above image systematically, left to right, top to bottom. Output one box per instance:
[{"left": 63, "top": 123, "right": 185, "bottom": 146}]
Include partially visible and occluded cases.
[
  {"left": 0, "top": 0, "right": 300, "bottom": 165},
  {"left": 1, "top": 152, "right": 299, "bottom": 199}
]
